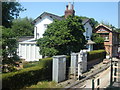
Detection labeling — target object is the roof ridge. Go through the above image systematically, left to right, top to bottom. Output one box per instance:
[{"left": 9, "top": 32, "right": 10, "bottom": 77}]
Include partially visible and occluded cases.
[
  {"left": 32, "top": 12, "right": 64, "bottom": 24},
  {"left": 44, "top": 12, "right": 61, "bottom": 17},
  {"left": 95, "top": 24, "right": 112, "bottom": 31}
]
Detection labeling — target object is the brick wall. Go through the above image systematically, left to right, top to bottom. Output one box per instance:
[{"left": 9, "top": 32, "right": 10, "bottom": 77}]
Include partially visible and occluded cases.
[{"left": 94, "top": 25, "right": 119, "bottom": 57}]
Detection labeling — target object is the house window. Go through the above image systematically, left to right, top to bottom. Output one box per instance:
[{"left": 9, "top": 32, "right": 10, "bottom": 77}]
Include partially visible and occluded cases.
[
  {"left": 44, "top": 24, "right": 48, "bottom": 29},
  {"left": 86, "top": 28, "right": 89, "bottom": 40},
  {"left": 100, "top": 29, "right": 106, "bottom": 31},
  {"left": 37, "top": 33, "right": 39, "bottom": 38},
  {"left": 100, "top": 33, "right": 109, "bottom": 41},
  {"left": 104, "top": 36, "right": 109, "bottom": 41}
]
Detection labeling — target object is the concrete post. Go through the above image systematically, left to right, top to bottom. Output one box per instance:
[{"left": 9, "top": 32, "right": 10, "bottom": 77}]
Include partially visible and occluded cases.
[
  {"left": 78, "top": 50, "right": 88, "bottom": 79},
  {"left": 82, "top": 50, "right": 88, "bottom": 72},
  {"left": 78, "top": 51, "right": 83, "bottom": 79},
  {"left": 70, "top": 53, "right": 78, "bottom": 75},
  {"left": 52, "top": 55, "right": 66, "bottom": 83}
]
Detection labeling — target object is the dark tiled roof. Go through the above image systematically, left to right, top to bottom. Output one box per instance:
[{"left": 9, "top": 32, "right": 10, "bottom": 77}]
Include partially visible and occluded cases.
[
  {"left": 32, "top": 12, "right": 64, "bottom": 24},
  {"left": 32, "top": 12, "right": 91, "bottom": 26},
  {"left": 82, "top": 18, "right": 90, "bottom": 25},
  {"left": 18, "top": 36, "right": 34, "bottom": 42}
]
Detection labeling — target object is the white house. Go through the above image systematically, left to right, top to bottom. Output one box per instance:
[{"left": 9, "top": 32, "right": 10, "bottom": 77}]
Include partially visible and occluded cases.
[{"left": 18, "top": 3, "right": 95, "bottom": 61}]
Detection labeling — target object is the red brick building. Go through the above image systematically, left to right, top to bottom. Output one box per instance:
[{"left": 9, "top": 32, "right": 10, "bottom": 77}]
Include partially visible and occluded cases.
[{"left": 94, "top": 24, "right": 120, "bottom": 57}]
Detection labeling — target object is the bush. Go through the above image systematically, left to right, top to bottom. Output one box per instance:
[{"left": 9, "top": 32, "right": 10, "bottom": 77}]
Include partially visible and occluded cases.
[
  {"left": 87, "top": 50, "right": 106, "bottom": 61},
  {"left": 2, "top": 56, "right": 71, "bottom": 89},
  {"left": 2, "top": 58, "right": 52, "bottom": 89},
  {"left": 23, "top": 61, "right": 40, "bottom": 68}
]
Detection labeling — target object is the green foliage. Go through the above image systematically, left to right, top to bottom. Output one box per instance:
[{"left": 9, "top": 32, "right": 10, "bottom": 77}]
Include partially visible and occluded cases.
[
  {"left": 2, "top": 1, "right": 26, "bottom": 28},
  {"left": 37, "top": 16, "right": 87, "bottom": 57},
  {"left": 80, "top": 16, "right": 99, "bottom": 27},
  {"left": 11, "top": 17, "right": 34, "bottom": 37},
  {"left": 90, "top": 18, "right": 99, "bottom": 27},
  {"left": 2, "top": 26, "right": 19, "bottom": 62},
  {"left": 2, "top": 26, "right": 20, "bottom": 72},
  {"left": 116, "top": 28, "right": 120, "bottom": 33},
  {"left": 91, "top": 33, "right": 104, "bottom": 50},
  {"left": 92, "top": 33, "right": 104, "bottom": 44},
  {"left": 87, "top": 50, "right": 106, "bottom": 61},
  {"left": 2, "top": 56, "right": 71, "bottom": 89},
  {"left": 2, "top": 58, "right": 52, "bottom": 89},
  {"left": 23, "top": 61, "right": 40, "bottom": 68}
]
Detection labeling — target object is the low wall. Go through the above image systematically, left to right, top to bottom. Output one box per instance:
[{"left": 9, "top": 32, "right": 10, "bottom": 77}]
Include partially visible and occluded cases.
[
  {"left": 87, "top": 50, "right": 106, "bottom": 69},
  {"left": 87, "top": 58, "right": 103, "bottom": 69}
]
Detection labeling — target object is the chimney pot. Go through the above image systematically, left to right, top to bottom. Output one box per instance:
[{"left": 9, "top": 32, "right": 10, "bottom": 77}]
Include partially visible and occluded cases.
[
  {"left": 64, "top": 3, "right": 75, "bottom": 18},
  {"left": 66, "top": 5, "right": 68, "bottom": 10}
]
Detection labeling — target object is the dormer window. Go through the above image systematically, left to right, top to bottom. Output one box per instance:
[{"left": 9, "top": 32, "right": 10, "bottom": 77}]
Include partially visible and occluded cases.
[
  {"left": 50, "top": 16, "right": 52, "bottom": 18},
  {"left": 44, "top": 24, "right": 48, "bottom": 29}
]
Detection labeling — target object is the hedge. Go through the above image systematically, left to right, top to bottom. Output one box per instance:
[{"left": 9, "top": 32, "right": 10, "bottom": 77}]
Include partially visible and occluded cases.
[
  {"left": 87, "top": 50, "right": 106, "bottom": 61},
  {"left": 2, "top": 56, "right": 71, "bottom": 89},
  {"left": 2, "top": 58, "right": 52, "bottom": 89}
]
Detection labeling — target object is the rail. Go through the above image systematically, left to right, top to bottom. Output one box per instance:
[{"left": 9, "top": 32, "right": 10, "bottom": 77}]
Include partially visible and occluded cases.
[{"left": 65, "top": 63, "right": 110, "bottom": 89}]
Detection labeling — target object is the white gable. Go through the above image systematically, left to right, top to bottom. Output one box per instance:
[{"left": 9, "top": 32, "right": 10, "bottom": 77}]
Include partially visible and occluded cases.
[
  {"left": 34, "top": 15, "right": 53, "bottom": 39},
  {"left": 83, "top": 22, "right": 93, "bottom": 40}
]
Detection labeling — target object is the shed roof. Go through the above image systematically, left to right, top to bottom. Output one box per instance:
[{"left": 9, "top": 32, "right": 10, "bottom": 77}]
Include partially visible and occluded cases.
[{"left": 18, "top": 36, "right": 34, "bottom": 42}]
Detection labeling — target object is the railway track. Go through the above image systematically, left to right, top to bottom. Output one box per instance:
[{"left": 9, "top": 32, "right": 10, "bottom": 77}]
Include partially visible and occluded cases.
[{"left": 65, "top": 62, "right": 111, "bottom": 89}]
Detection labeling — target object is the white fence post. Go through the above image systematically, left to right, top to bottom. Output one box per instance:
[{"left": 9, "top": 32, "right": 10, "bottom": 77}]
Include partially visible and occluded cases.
[
  {"left": 78, "top": 50, "right": 88, "bottom": 79},
  {"left": 70, "top": 53, "right": 78, "bottom": 75},
  {"left": 52, "top": 55, "right": 66, "bottom": 83}
]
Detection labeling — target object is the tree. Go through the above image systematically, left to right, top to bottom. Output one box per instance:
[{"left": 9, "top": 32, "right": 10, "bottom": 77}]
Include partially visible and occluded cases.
[
  {"left": 2, "top": 1, "right": 25, "bottom": 28},
  {"left": 37, "top": 16, "right": 87, "bottom": 57},
  {"left": 80, "top": 16, "right": 99, "bottom": 28},
  {"left": 11, "top": 17, "right": 34, "bottom": 37},
  {"left": 90, "top": 18, "right": 99, "bottom": 27},
  {"left": 2, "top": 26, "right": 19, "bottom": 72},
  {"left": 115, "top": 28, "right": 120, "bottom": 33},
  {"left": 92, "top": 33, "right": 105, "bottom": 50},
  {"left": 92, "top": 33, "right": 104, "bottom": 44}
]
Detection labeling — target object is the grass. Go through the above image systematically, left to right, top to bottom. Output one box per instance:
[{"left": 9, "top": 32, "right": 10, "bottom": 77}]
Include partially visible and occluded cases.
[
  {"left": 23, "top": 61, "right": 40, "bottom": 68},
  {"left": 25, "top": 81, "right": 62, "bottom": 88}
]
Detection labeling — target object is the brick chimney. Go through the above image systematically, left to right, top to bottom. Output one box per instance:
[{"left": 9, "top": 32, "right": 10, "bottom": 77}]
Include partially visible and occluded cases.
[{"left": 65, "top": 2, "right": 75, "bottom": 18}]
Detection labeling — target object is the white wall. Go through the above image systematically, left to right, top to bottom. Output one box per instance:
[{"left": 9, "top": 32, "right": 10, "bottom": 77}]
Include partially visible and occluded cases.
[
  {"left": 34, "top": 16, "right": 53, "bottom": 39},
  {"left": 83, "top": 22, "right": 93, "bottom": 40},
  {"left": 18, "top": 43, "right": 42, "bottom": 61},
  {"left": 86, "top": 44, "right": 93, "bottom": 51}
]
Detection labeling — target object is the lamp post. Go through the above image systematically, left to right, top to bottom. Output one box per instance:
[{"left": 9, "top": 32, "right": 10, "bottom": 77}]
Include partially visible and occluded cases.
[{"left": 110, "top": 57, "right": 113, "bottom": 86}]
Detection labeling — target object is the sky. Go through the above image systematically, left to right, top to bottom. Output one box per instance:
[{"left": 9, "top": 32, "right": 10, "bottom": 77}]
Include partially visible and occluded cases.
[{"left": 19, "top": 2, "right": 118, "bottom": 28}]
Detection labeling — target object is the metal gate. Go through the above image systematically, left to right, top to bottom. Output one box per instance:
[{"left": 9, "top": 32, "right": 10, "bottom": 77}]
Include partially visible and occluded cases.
[{"left": 110, "top": 58, "right": 120, "bottom": 87}]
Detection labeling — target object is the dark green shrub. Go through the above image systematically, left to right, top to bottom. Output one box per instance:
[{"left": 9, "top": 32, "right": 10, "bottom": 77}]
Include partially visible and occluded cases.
[
  {"left": 87, "top": 50, "right": 106, "bottom": 61},
  {"left": 2, "top": 57, "right": 53, "bottom": 89},
  {"left": 2, "top": 57, "right": 71, "bottom": 89},
  {"left": 39, "top": 58, "right": 52, "bottom": 80}
]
